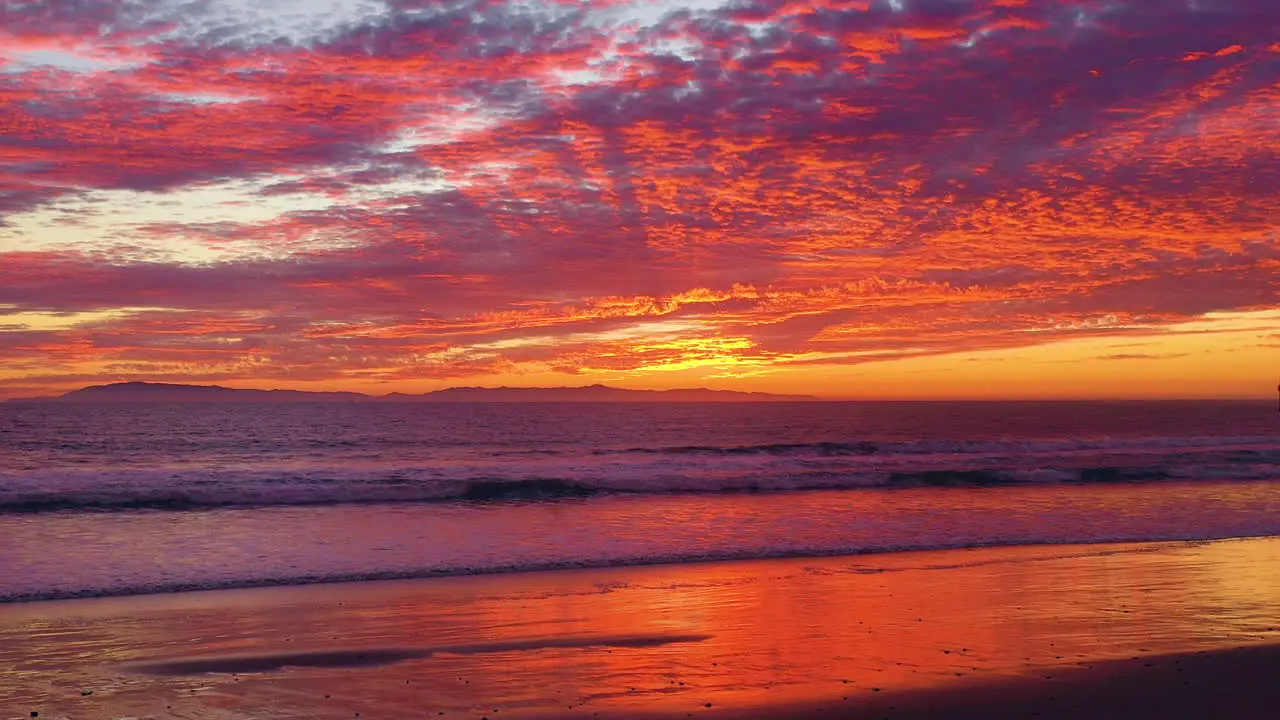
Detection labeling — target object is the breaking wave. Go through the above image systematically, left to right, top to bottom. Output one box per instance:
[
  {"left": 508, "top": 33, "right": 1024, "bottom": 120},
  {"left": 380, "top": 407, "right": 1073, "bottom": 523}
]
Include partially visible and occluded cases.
[{"left": 3, "top": 434, "right": 1279, "bottom": 513}]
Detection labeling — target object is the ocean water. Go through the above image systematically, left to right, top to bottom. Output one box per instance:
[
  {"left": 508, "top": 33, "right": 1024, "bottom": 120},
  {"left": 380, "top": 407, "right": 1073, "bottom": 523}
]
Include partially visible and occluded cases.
[{"left": 2, "top": 400, "right": 1279, "bottom": 602}]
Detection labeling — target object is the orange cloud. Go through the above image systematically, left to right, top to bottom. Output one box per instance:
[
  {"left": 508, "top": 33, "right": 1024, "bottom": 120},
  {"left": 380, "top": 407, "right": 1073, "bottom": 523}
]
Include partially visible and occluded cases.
[{"left": 1, "top": 0, "right": 1277, "bottom": 399}]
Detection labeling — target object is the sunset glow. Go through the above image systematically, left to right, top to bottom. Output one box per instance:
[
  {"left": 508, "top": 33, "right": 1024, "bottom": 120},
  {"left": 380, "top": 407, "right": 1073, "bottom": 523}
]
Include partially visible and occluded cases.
[{"left": 2, "top": 0, "right": 1277, "bottom": 399}]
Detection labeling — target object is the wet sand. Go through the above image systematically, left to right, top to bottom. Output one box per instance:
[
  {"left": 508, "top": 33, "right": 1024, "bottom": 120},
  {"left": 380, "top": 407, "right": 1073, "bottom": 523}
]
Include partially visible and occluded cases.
[
  {"left": 3, "top": 537, "right": 1280, "bottom": 719},
  {"left": 693, "top": 644, "right": 1280, "bottom": 719}
]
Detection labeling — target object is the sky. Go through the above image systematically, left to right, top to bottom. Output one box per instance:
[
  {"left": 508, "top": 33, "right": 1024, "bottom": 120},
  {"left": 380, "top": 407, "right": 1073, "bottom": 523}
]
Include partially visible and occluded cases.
[{"left": 1, "top": 0, "right": 1277, "bottom": 400}]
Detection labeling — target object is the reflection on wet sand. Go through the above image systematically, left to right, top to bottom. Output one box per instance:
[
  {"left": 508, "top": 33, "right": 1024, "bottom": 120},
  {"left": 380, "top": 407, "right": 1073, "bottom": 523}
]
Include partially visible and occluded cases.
[{"left": 2, "top": 537, "right": 1279, "bottom": 719}]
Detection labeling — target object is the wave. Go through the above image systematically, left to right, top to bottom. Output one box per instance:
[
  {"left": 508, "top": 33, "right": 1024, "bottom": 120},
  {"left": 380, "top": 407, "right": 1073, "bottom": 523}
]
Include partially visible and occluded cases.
[
  {"left": 4, "top": 434, "right": 1278, "bottom": 514},
  {"left": 601, "top": 435, "right": 1280, "bottom": 457},
  {"left": 605, "top": 441, "right": 882, "bottom": 456},
  {"left": 2, "top": 458, "right": 1279, "bottom": 513},
  {"left": 3, "top": 533, "right": 1272, "bottom": 603}
]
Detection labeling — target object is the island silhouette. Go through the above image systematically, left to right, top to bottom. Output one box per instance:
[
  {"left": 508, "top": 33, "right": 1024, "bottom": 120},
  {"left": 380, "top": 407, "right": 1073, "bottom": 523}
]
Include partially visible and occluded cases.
[{"left": 16, "top": 381, "right": 815, "bottom": 403}]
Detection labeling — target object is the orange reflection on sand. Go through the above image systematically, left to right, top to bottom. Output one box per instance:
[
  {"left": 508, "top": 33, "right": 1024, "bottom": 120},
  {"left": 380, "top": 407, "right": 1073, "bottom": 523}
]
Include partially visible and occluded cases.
[{"left": 3, "top": 538, "right": 1280, "bottom": 719}]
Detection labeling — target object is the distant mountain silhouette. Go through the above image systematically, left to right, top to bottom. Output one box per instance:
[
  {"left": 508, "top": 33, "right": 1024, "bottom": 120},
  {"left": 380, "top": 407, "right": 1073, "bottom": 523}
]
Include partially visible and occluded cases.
[
  {"left": 23, "top": 381, "right": 814, "bottom": 403},
  {"left": 39, "top": 382, "right": 370, "bottom": 403},
  {"left": 385, "top": 384, "right": 813, "bottom": 402}
]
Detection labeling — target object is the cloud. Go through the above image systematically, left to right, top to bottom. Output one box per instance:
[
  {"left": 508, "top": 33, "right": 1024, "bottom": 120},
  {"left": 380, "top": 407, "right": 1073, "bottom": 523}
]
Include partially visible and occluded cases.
[
  {"left": 1, "top": 0, "right": 1277, "bottom": 395},
  {"left": 1095, "top": 352, "right": 1191, "bottom": 361}
]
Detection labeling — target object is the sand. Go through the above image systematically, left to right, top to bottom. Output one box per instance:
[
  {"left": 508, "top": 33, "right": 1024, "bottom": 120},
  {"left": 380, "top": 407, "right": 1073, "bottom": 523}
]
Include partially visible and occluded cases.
[
  {"left": 3, "top": 537, "right": 1280, "bottom": 719},
  {"left": 752, "top": 643, "right": 1280, "bottom": 719}
]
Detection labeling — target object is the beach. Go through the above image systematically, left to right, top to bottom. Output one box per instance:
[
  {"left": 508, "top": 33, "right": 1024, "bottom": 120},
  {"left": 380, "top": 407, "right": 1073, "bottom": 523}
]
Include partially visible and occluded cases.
[
  {"left": 4, "top": 0, "right": 1277, "bottom": 713},
  {"left": 4, "top": 536, "right": 1279, "bottom": 719}
]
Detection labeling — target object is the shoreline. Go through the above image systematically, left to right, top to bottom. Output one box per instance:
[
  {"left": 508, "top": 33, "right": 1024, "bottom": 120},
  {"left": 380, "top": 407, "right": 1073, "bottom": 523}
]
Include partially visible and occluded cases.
[
  {"left": 4, "top": 532, "right": 1274, "bottom": 605},
  {"left": 4, "top": 537, "right": 1280, "bottom": 718}
]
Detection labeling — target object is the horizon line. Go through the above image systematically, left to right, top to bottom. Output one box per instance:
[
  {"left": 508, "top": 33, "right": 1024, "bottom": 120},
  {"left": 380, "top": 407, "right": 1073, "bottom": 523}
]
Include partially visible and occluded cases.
[{"left": 3, "top": 380, "right": 1274, "bottom": 404}]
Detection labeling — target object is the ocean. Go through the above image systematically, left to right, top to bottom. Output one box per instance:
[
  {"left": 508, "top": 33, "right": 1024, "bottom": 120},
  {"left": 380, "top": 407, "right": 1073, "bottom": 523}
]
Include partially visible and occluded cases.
[{"left": 2, "top": 400, "right": 1279, "bottom": 603}]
